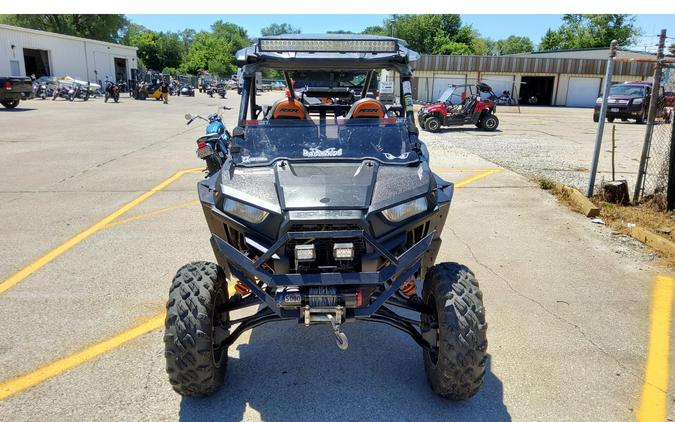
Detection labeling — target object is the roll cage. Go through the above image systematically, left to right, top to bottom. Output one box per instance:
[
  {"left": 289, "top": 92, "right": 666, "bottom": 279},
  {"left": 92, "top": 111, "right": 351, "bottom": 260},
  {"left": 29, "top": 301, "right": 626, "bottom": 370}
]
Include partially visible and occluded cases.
[{"left": 233, "top": 35, "right": 421, "bottom": 142}]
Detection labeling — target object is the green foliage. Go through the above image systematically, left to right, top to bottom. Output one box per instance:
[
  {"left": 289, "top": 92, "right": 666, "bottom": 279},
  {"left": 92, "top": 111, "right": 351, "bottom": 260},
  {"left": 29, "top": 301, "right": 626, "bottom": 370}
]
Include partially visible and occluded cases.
[
  {"left": 0, "top": 14, "right": 128, "bottom": 43},
  {"left": 538, "top": 14, "right": 640, "bottom": 50},
  {"left": 361, "top": 15, "right": 477, "bottom": 55},
  {"left": 260, "top": 23, "right": 301, "bottom": 36},
  {"left": 126, "top": 29, "right": 182, "bottom": 71},
  {"left": 179, "top": 30, "right": 241, "bottom": 77},
  {"left": 327, "top": 30, "right": 354, "bottom": 34},
  {"left": 495, "top": 35, "right": 534, "bottom": 55}
]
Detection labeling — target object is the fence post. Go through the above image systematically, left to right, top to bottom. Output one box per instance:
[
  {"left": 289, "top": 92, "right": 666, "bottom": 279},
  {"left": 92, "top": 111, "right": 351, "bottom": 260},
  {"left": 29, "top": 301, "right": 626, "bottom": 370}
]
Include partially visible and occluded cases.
[
  {"left": 634, "top": 29, "right": 667, "bottom": 205},
  {"left": 587, "top": 40, "right": 618, "bottom": 197},
  {"left": 667, "top": 92, "right": 675, "bottom": 210}
]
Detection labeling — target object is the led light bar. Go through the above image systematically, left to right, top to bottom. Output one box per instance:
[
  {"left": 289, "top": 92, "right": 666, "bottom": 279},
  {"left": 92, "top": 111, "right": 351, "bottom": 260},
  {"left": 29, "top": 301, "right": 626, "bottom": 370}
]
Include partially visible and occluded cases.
[{"left": 259, "top": 38, "right": 398, "bottom": 53}]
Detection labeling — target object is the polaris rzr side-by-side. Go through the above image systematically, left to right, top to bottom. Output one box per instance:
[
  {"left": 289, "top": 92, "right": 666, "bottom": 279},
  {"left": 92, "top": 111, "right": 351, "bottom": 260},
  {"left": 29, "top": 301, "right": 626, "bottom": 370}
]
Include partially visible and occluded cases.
[
  {"left": 164, "top": 35, "right": 488, "bottom": 400},
  {"left": 418, "top": 83, "right": 499, "bottom": 132}
]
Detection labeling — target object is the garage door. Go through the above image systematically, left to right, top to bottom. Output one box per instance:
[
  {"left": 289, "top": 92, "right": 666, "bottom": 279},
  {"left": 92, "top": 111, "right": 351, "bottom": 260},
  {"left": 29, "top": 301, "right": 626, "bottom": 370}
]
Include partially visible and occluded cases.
[
  {"left": 431, "top": 75, "right": 466, "bottom": 102},
  {"left": 482, "top": 75, "right": 514, "bottom": 97},
  {"left": 566, "top": 77, "right": 601, "bottom": 107}
]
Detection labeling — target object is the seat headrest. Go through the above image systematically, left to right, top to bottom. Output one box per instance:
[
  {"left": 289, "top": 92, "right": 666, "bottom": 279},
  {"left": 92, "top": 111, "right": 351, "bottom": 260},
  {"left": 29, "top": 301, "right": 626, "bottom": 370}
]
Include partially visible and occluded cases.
[
  {"left": 270, "top": 98, "right": 308, "bottom": 120},
  {"left": 346, "top": 98, "right": 387, "bottom": 119}
]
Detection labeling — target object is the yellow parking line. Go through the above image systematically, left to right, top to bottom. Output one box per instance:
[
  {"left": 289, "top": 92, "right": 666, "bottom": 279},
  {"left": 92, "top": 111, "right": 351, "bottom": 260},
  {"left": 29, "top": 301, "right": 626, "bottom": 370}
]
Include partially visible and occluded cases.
[
  {"left": 433, "top": 167, "right": 499, "bottom": 174},
  {"left": 0, "top": 168, "right": 203, "bottom": 295},
  {"left": 0, "top": 169, "right": 500, "bottom": 400},
  {"left": 455, "top": 169, "right": 502, "bottom": 188},
  {"left": 104, "top": 199, "right": 200, "bottom": 229},
  {"left": 637, "top": 275, "right": 674, "bottom": 422},
  {"left": 0, "top": 284, "right": 236, "bottom": 401}
]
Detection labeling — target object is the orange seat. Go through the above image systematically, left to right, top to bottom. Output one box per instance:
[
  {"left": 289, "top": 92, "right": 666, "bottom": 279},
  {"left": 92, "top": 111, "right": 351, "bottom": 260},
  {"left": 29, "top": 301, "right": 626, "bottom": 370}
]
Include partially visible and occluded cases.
[
  {"left": 269, "top": 97, "right": 309, "bottom": 120},
  {"left": 346, "top": 98, "right": 387, "bottom": 119}
]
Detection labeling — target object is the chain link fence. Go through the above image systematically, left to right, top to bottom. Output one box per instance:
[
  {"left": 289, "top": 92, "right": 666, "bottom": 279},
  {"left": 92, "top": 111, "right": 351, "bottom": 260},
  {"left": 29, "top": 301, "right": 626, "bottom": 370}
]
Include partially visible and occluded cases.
[{"left": 639, "top": 67, "right": 675, "bottom": 209}]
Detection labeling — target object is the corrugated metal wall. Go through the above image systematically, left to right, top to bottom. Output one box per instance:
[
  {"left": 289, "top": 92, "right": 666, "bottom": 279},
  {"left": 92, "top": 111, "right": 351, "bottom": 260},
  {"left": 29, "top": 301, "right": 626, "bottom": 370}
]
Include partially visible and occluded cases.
[{"left": 416, "top": 55, "right": 652, "bottom": 77}]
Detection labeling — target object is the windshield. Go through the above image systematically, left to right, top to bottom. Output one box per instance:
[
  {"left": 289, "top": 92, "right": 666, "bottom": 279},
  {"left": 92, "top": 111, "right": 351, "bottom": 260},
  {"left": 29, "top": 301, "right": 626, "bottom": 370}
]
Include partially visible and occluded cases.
[
  {"left": 609, "top": 84, "right": 646, "bottom": 97},
  {"left": 437, "top": 87, "right": 466, "bottom": 105},
  {"left": 234, "top": 118, "right": 417, "bottom": 166}
]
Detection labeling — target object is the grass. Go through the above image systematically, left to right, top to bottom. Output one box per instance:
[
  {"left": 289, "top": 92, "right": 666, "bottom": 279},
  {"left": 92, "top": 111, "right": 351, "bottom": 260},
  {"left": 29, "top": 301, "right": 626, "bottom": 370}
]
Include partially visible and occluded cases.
[{"left": 538, "top": 178, "right": 555, "bottom": 190}]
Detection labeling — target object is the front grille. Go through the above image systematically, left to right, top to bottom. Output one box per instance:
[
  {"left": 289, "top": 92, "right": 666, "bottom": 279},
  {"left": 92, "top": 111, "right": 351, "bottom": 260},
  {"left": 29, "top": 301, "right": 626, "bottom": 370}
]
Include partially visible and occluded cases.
[{"left": 286, "top": 224, "right": 365, "bottom": 273}]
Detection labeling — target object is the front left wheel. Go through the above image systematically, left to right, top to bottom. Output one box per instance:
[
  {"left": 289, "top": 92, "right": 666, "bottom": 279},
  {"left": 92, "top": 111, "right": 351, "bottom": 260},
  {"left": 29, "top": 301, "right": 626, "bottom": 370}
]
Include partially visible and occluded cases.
[
  {"left": 480, "top": 114, "right": 499, "bottom": 131},
  {"left": 164, "top": 261, "right": 230, "bottom": 397},
  {"left": 422, "top": 263, "right": 487, "bottom": 400}
]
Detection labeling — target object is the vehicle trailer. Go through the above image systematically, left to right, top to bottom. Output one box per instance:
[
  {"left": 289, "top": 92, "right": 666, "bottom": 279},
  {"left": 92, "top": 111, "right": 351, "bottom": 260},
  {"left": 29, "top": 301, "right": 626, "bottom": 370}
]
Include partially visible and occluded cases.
[
  {"left": 164, "top": 35, "right": 488, "bottom": 401},
  {"left": 0, "top": 76, "right": 33, "bottom": 108}
]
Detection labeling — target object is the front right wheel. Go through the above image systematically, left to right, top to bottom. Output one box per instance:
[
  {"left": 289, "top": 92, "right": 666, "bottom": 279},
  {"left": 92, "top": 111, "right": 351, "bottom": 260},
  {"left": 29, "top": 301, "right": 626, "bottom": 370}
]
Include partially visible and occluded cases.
[
  {"left": 425, "top": 116, "right": 442, "bottom": 132},
  {"left": 164, "top": 261, "right": 230, "bottom": 397},
  {"left": 422, "top": 263, "right": 487, "bottom": 400}
]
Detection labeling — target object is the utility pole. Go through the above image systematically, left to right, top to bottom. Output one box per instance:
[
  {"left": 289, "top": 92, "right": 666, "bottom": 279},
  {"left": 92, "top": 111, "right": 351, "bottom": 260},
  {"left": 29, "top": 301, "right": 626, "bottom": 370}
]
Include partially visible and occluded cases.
[
  {"left": 634, "top": 29, "right": 667, "bottom": 204},
  {"left": 587, "top": 40, "right": 618, "bottom": 197}
]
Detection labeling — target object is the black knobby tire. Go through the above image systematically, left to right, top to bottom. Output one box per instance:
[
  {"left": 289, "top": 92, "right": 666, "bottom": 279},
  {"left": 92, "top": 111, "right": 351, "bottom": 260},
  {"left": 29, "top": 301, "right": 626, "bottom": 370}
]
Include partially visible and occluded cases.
[
  {"left": 114, "top": 93, "right": 119, "bottom": 103},
  {"left": 1, "top": 99, "right": 20, "bottom": 109},
  {"left": 593, "top": 113, "right": 599, "bottom": 123},
  {"left": 480, "top": 114, "right": 499, "bottom": 131},
  {"left": 635, "top": 114, "right": 644, "bottom": 124},
  {"left": 425, "top": 116, "right": 442, "bottom": 132},
  {"left": 607, "top": 117, "right": 614, "bottom": 123},
  {"left": 164, "top": 261, "right": 229, "bottom": 397},
  {"left": 422, "top": 263, "right": 487, "bottom": 400}
]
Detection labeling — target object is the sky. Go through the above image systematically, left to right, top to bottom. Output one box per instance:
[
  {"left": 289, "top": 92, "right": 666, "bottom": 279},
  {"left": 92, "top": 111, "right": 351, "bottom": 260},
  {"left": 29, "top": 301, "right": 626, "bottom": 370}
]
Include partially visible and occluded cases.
[{"left": 127, "top": 14, "right": 674, "bottom": 51}]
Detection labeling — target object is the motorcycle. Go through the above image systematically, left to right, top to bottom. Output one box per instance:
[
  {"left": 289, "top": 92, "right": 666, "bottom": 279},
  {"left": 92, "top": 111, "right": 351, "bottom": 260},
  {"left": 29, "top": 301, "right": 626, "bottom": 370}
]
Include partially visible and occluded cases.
[
  {"left": 33, "top": 81, "right": 49, "bottom": 100},
  {"left": 104, "top": 81, "right": 120, "bottom": 103},
  {"left": 53, "top": 83, "right": 76, "bottom": 101},
  {"left": 72, "top": 83, "right": 90, "bottom": 101},
  {"left": 216, "top": 83, "right": 227, "bottom": 99},
  {"left": 180, "top": 84, "right": 195, "bottom": 97},
  {"left": 496, "top": 90, "right": 514, "bottom": 106},
  {"left": 185, "top": 106, "right": 232, "bottom": 175}
]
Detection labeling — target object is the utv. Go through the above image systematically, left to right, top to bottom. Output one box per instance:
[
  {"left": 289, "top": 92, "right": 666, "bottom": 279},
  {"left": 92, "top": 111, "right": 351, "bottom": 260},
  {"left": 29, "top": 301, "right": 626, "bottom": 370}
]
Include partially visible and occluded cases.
[
  {"left": 164, "top": 35, "right": 488, "bottom": 400},
  {"left": 419, "top": 83, "right": 499, "bottom": 132}
]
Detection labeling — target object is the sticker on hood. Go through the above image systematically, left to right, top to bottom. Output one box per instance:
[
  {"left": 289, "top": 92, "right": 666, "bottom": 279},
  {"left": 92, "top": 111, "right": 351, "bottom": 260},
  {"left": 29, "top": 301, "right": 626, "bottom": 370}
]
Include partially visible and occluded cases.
[
  {"left": 302, "top": 147, "right": 343, "bottom": 157},
  {"left": 383, "top": 152, "right": 411, "bottom": 160},
  {"left": 241, "top": 155, "right": 269, "bottom": 163}
]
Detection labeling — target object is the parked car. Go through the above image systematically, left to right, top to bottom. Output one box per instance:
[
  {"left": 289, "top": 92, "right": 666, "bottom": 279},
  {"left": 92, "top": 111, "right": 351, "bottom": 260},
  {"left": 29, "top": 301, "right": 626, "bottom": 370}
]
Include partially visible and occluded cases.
[
  {"left": 0, "top": 76, "right": 33, "bottom": 108},
  {"left": 594, "top": 81, "right": 673, "bottom": 124}
]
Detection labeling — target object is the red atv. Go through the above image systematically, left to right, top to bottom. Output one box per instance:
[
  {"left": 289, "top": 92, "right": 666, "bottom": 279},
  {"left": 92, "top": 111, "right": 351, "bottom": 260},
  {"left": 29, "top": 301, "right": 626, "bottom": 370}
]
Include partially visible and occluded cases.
[{"left": 418, "top": 82, "right": 499, "bottom": 132}]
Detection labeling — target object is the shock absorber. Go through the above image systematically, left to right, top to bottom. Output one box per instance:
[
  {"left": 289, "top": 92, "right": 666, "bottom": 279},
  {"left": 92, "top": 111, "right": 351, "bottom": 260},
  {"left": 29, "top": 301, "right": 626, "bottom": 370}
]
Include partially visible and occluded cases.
[{"left": 399, "top": 276, "right": 417, "bottom": 297}]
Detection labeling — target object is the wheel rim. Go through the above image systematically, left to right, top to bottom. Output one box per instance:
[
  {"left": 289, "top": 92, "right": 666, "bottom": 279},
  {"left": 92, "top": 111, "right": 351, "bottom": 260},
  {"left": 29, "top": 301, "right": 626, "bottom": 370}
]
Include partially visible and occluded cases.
[
  {"left": 485, "top": 118, "right": 496, "bottom": 129},
  {"left": 428, "top": 120, "right": 439, "bottom": 130},
  {"left": 210, "top": 289, "right": 227, "bottom": 367}
]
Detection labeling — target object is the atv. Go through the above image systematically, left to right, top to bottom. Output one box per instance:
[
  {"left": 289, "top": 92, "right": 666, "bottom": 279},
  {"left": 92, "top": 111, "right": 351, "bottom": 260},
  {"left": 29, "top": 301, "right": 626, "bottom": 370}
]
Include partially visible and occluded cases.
[
  {"left": 164, "top": 35, "right": 488, "bottom": 400},
  {"left": 419, "top": 83, "right": 499, "bottom": 132}
]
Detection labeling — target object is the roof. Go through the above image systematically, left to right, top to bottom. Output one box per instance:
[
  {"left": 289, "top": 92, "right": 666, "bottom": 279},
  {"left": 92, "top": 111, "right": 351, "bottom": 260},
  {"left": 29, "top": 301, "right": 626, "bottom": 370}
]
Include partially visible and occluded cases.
[
  {"left": 0, "top": 24, "right": 138, "bottom": 51},
  {"left": 236, "top": 34, "right": 419, "bottom": 75}
]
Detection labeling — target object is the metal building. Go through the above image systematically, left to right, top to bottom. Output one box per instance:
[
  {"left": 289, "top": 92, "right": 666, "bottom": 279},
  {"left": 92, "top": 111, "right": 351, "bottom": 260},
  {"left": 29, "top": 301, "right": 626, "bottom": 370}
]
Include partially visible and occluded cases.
[
  {"left": 0, "top": 24, "right": 138, "bottom": 84},
  {"left": 392, "top": 48, "right": 656, "bottom": 107}
]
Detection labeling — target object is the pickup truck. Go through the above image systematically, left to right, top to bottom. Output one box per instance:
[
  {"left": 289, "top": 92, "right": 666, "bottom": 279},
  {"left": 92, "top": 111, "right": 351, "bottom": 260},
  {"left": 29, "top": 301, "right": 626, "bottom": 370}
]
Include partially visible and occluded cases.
[{"left": 0, "top": 76, "right": 34, "bottom": 108}]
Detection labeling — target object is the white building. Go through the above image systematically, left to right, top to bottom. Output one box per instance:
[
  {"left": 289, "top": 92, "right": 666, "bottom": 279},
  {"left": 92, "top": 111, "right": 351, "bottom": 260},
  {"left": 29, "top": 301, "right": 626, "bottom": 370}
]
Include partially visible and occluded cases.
[{"left": 0, "top": 24, "right": 138, "bottom": 84}]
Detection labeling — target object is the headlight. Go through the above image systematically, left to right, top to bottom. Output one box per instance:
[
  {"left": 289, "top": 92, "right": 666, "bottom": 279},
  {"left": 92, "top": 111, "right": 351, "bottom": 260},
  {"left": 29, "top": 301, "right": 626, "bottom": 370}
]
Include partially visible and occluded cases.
[
  {"left": 596, "top": 97, "right": 603, "bottom": 104},
  {"left": 633, "top": 98, "right": 643, "bottom": 105},
  {"left": 381, "top": 197, "right": 427, "bottom": 223},
  {"left": 223, "top": 198, "right": 269, "bottom": 224}
]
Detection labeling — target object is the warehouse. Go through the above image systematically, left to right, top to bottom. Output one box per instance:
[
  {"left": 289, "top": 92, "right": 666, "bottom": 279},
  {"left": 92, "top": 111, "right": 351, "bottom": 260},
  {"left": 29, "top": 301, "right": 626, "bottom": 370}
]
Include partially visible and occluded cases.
[
  {"left": 0, "top": 24, "right": 138, "bottom": 84},
  {"left": 387, "top": 48, "right": 655, "bottom": 107}
]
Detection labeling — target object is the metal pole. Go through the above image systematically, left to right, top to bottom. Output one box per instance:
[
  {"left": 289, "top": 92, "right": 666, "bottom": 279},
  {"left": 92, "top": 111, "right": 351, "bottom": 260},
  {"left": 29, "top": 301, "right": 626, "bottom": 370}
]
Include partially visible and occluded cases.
[
  {"left": 633, "top": 29, "right": 667, "bottom": 204},
  {"left": 587, "top": 40, "right": 618, "bottom": 197},
  {"left": 667, "top": 111, "right": 675, "bottom": 211}
]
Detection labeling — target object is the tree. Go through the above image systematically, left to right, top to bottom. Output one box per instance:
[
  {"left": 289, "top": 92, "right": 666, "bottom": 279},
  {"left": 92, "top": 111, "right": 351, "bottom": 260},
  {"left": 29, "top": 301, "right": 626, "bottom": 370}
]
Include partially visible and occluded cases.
[
  {"left": 0, "top": 14, "right": 128, "bottom": 43},
  {"left": 538, "top": 14, "right": 640, "bottom": 50},
  {"left": 361, "top": 15, "right": 477, "bottom": 55},
  {"left": 211, "top": 20, "right": 249, "bottom": 50},
  {"left": 260, "top": 23, "right": 301, "bottom": 36},
  {"left": 125, "top": 29, "right": 182, "bottom": 71},
  {"left": 179, "top": 29, "right": 196, "bottom": 56},
  {"left": 327, "top": 30, "right": 354, "bottom": 34},
  {"left": 180, "top": 31, "right": 237, "bottom": 77},
  {"left": 495, "top": 35, "right": 534, "bottom": 55},
  {"left": 670, "top": 43, "right": 675, "bottom": 56}
]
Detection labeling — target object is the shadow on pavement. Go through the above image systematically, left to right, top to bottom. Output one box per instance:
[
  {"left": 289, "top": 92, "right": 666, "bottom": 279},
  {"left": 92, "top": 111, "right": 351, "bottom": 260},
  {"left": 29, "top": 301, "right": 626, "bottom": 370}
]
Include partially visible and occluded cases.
[
  {"left": 0, "top": 108, "right": 36, "bottom": 112},
  {"left": 179, "top": 319, "right": 510, "bottom": 422}
]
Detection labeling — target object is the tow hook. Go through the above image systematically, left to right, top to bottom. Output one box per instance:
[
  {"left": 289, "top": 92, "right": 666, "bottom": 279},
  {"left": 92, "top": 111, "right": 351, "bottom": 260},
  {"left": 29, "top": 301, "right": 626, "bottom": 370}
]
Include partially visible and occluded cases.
[
  {"left": 303, "top": 305, "right": 348, "bottom": 351},
  {"left": 327, "top": 314, "right": 348, "bottom": 351}
]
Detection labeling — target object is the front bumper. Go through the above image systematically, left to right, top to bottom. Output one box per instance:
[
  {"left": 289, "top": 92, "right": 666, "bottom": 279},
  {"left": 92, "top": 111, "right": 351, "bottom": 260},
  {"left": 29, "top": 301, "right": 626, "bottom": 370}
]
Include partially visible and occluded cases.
[
  {"left": 594, "top": 104, "right": 642, "bottom": 119},
  {"left": 211, "top": 226, "right": 435, "bottom": 318}
]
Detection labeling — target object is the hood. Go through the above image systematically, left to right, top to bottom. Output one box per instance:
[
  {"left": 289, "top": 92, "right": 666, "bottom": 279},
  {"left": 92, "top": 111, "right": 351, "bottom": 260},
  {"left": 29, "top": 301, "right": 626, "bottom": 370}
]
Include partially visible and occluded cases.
[
  {"left": 423, "top": 102, "right": 446, "bottom": 112},
  {"left": 220, "top": 160, "right": 431, "bottom": 213}
]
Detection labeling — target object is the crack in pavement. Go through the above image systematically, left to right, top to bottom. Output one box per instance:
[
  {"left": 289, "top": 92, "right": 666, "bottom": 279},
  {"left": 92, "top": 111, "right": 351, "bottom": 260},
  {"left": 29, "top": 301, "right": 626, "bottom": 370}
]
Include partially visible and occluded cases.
[{"left": 446, "top": 226, "right": 668, "bottom": 395}]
